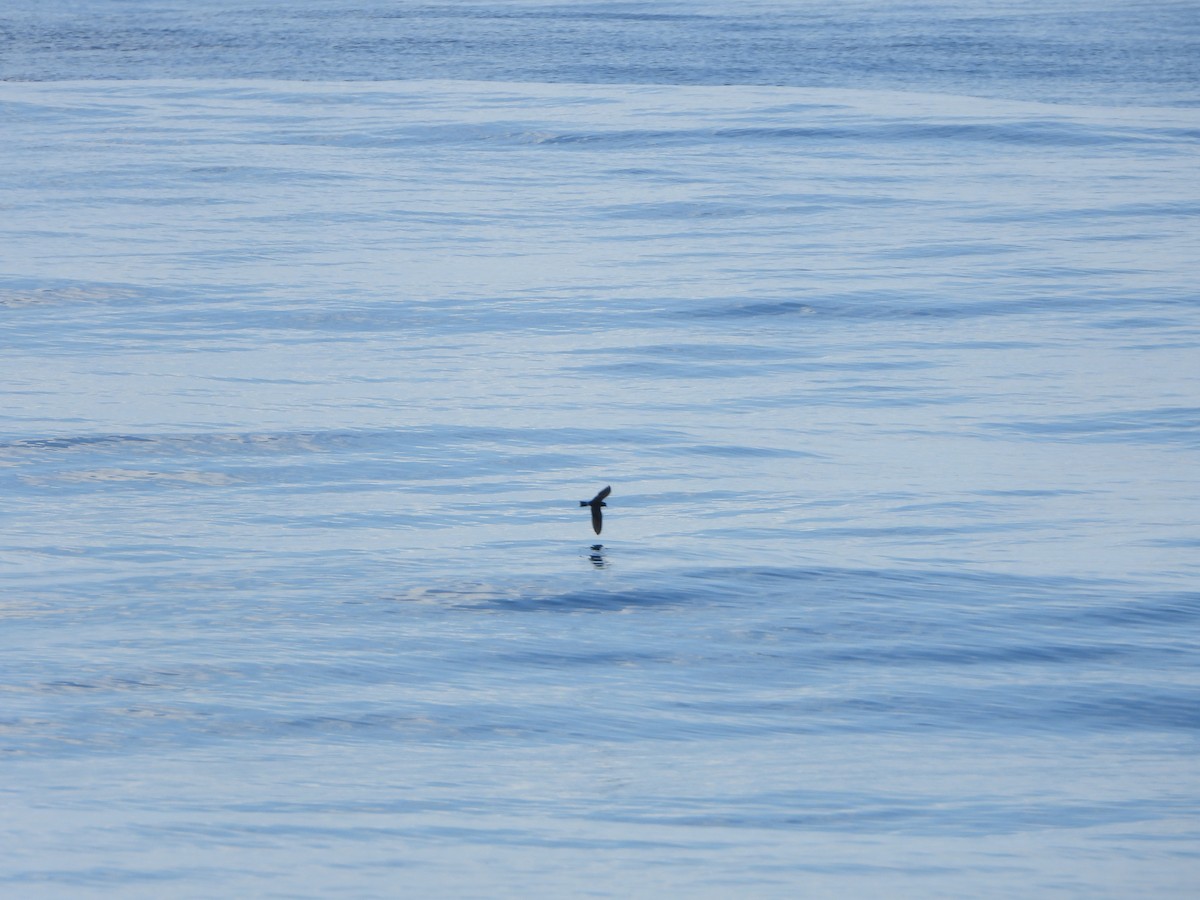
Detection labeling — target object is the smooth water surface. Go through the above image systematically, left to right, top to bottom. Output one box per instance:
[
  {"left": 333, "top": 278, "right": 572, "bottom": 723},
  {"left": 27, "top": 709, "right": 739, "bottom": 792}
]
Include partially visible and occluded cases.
[{"left": 2, "top": 2, "right": 1199, "bottom": 897}]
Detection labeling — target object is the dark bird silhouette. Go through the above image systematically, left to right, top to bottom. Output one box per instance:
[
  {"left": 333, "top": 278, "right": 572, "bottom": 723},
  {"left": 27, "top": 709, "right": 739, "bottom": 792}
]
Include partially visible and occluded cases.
[{"left": 580, "top": 485, "right": 611, "bottom": 535}]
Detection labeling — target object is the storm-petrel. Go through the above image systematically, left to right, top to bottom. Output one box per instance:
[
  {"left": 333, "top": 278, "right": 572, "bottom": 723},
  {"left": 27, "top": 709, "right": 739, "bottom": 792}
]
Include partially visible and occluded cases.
[{"left": 580, "top": 485, "right": 611, "bottom": 535}]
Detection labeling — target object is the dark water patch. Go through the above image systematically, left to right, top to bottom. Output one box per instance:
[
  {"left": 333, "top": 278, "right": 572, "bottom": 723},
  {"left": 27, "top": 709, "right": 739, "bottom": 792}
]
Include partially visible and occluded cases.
[
  {"left": 5, "top": 2, "right": 1198, "bottom": 107},
  {"left": 463, "top": 7, "right": 704, "bottom": 24},
  {"left": 264, "top": 117, "right": 1193, "bottom": 154},
  {"left": 717, "top": 119, "right": 1165, "bottom": 148},
  {"left": 500, "top": 121, "right": 1199, "bottom": 152},
  {"left": 528, "top": 128, "right": 709, "bottom": 149},
  {"left": 595, "top": 194, "right": 882, "bottom": 223},
  {"left": 971, "top": 200, "right": 1200, "bottom": 225},
  {"left": 874, "top": 241, "right": 1020, "bottom": 259},
  {"left": 683, "top": 290, "right": 1136, "bottom": 323},
  {"left": 688, "top": 299, "right": 819, "bottom": 320},
  {"left": 1090, "top": 314, "right": 1194, "bottom": 331},
  {"left": 570, "top": 343, "right": 936, "bottom": 381},
  {"left": 568, "top": 359, "right": 782, "bottom": 379},
  {"left": 988, "top": 406, "right": 1200, "bottom": 448},
  {"left": 11, "top": 434, "right": 157, "bottom": 452},
  {"left": 974, "top": 487, "right": 1091, "bottom": 497},
  {"left": 1143, "top": 536, "right": 1200, "bottom": 549},
  {"left": 4, "top": 563, "right": 1196, "bottom": 763},
  {"left": 442, "top": 564, "right": 1129, "bottom": 616},
  {"left": 461, "top": 587, "right": 697, "bottom": 614},
  {"left": 1067, "top": 591, "right": 1200, "bottom": 629},
  {"left": 818, "top": 641, "right": 1126, "bottom": 667},
  {"left": 676, "top": 684, "right": 1200, "bottom": 738},
  {"left": 1044, "top": 690, "right": 1200, "bottom": 734},
  {"left": 595, "top": 791, "right": 1193, "bottom": 837},
  {"left": 0, "top": 865, "right": 208, "bottom": 888}
]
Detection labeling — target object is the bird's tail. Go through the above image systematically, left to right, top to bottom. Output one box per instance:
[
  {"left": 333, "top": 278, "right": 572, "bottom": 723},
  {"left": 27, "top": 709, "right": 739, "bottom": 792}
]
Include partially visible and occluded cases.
[{"left": 579, "top": 501, "right": 589, "bottom": 507}]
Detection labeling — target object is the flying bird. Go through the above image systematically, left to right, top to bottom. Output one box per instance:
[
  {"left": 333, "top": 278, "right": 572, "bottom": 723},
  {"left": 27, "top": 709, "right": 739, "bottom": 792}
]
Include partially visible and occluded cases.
[{"left": 580, "top": 485, "right": 612, "bottom": 535}]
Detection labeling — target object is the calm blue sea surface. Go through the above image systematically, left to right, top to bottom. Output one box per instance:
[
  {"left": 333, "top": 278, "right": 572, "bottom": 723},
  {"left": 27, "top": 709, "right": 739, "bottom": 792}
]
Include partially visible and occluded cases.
[{"left": 2, "top": 2, "right": 1199, "bottom": 897}]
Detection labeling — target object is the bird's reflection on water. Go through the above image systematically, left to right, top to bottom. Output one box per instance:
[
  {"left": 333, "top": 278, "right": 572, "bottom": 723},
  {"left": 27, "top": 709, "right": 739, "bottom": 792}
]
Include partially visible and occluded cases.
[{"left": 588, "top": 544, "right": 606, "bottom": 568}]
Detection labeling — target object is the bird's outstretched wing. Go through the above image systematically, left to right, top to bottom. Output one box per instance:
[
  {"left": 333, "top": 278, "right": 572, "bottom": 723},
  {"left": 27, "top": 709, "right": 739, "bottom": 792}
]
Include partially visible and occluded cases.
[
  {"left": 593, "top": 485, "right": 612, "bottom": 503},
  {"left": 591, "top": 503, "right": 604, "bottom": 535}
]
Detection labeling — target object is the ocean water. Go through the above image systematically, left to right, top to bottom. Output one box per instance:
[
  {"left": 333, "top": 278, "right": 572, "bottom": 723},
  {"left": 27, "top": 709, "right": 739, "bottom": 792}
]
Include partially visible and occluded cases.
[{"left": 2, "top": 2, "right": 1199, "bottom": 897}]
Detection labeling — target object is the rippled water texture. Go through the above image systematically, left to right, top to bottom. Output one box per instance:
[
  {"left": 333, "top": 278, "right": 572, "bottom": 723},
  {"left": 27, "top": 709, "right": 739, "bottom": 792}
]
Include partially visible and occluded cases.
[
  {"left": 3, "top": 0, "right": 1199, "bottom": 106},
  {"left": 2, "top": 2, "right": 1200, "bottom": 897}
]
